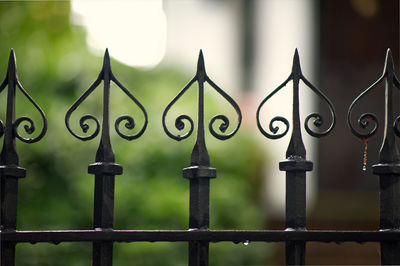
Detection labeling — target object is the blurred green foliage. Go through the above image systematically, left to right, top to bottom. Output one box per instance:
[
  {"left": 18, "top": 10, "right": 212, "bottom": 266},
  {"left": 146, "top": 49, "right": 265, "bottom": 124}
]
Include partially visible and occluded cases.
[{"left": 0, "top": 2, "right": 271, "bottom": 265}]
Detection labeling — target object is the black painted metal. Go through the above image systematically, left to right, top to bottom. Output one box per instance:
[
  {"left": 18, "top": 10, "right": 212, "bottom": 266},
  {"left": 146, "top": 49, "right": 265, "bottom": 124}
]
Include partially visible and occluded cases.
[
  {"left": 0, "top": 48, "right": 399, "bottom": 265},
  {"left": 0, "top": 49, "right": 47, "bottom": 266},
  {"left": 65, "top": 49, "right": 147, "bottom": 266},
  {"left": 257, "top": 49, "right": 335, "bottom": 265},
  {"left": 348, "top": 49, "right": 400, "bottom": 265},
  {"left": 163, "top": 50, "right": 241, "bottom": 266},
  {"left": 3, "top": 229, "right": 400, "bottom": 243}
]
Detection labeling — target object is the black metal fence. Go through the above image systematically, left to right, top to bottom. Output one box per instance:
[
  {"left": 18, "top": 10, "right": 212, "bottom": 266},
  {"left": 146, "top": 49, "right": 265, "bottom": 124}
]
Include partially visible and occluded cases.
[{"left": 0, "top": 47, "right": 399, "bottom": 266}]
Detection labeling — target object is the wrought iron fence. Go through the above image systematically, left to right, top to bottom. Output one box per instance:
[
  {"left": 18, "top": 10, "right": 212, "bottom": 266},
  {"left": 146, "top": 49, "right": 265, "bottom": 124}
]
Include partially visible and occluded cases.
[{"left": 0, "top": 47, "right": 399, "bottom": 266}]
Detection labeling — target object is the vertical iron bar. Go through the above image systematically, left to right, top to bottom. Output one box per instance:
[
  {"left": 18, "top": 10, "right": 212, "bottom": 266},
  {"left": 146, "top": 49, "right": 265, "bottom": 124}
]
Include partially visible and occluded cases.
[
  {"left": 67, "top": 47, "right": 145, "bottom": 265},
  {"left": 257, "top": 47, "right": 334, "bottom": 264},
  {"left": 164, "top": 49, "right": 239, "bottom": 265},
  {"left": 0, "top": 50, "right": 26, "bottom": 266},
  {"left": 88, "top": 50, "right": 122, "bottom": 266},
  {"left": 279, "top": 50, "right": 312, "bottom": 265},
  {"left": 372, "top": 50, "right": 400, "bottom": 265},
  {"left": 183, "top": 51, "right": 216, "bottom": 266},
  {"left": 284, "top": 171, "right": 306, "bottom": 265},
  {"left": 188, "top": 177, "right": 210, "bottom": 266}
]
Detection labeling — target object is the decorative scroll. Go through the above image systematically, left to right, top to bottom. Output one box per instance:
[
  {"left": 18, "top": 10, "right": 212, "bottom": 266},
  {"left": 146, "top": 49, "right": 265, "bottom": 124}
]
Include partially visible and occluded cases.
[
  {"left": 0, "top": 49, "right": 47, "bottom": 143},
  {"left": 65, "top": 49, "right": 147, "bottom": 141},
  {"left": 257, "top": 49, "right": 336, "bottom": 140},
  {"left": 348, "top": 49, "right": 399, "bottom": 139},
  {"left": 348, "top": 49, "right": 400, "bottom": 170},
  {"left": 162, "top": 50, "right": 241, "bottom": 141},
  {"left": 256, "top": 76, "right": 292, "bottom": 139},
  {"left": 206, "top": 77, "right": 241, "bottom": 140}
]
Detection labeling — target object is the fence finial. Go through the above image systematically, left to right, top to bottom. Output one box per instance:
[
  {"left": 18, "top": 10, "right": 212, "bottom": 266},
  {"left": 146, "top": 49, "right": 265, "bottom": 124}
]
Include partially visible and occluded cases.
[
  {"left": 351, "top": 47, "right": 400, "bottom": 163},
  {"left": 0, "top": 48, "right": 47, "bottom": 266},
  {"left": 65, "top": 48, "right": 148, "bottom": 266},
  {"left": 287, "top": 48, "right": 305, "bottom": 158},
  {"left": 292, "top": 48, "right": 302, "bottom": 76},
  {"left": 348, "top": 48, "right": 400, "bottom": 161},
  {"left": 349, "top": 48, "right": 400, "bottom": 265},
  {"left": 382, "top": 48, "right": 394, "bottom": 74},
  {"left": 1, "top": 49, "right": 47, "bottom": 145},
  {"left": 65, "top": 49, "right": 147, "bottom": 142},
  {"left": 197, "top": 49, "right": 205, "bottom": 78},
  {"left": 257, "top": 49, "right": 335, "bottom": 143},
  {"left": 257, "top": 49, "right": 335, "bottom": 266},
  {"left": 162, "top": 50, "right": 241, "bottom": 143},
  {"left": 163, "top": 50, "right": 242, "bottom": 265}
]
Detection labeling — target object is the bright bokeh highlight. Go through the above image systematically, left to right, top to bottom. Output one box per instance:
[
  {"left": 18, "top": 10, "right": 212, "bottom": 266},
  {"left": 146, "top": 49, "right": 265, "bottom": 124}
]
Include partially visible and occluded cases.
[{"left": 71, "top": 0, "right": 166, "bottom": 68}]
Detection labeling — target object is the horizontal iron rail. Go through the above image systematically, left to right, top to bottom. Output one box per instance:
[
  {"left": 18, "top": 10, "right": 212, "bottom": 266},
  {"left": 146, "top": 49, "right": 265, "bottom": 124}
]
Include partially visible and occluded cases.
[{"left": 1, "top": 230, "right": 400, "bottom": 243}]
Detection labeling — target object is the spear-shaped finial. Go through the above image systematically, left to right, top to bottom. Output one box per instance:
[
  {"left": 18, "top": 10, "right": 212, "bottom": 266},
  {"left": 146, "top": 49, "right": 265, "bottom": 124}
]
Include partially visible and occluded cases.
[
  {"left": 65, "top": 48, "right": 147, "bottom": 143},
  {"left": 95, "top": 48, "right": 114, "bottom": 163},
  {"left": 102, "top": 48, "right": 111, "bottom": 73},
  {"left": 257, "top": 48, "right": 335, "bottom": 141},
  {"left": 292, "top": 48, "right": 302, "bottom": 78},
  {"left": 348, "top": 48, "right": 400, "bottom": 171},
  {"left": 379, "top": 48, "right": 399, "bottom": 163},
  {"left": 382, "top": 48, "right": 395, "bottom": 75},
  {"left": 0, "top": 49, "right": 47, "bottom": 255},
  {"left": 2, "top": 49, "right": 19, "bottom": 166},
  {"left": 8, "top": 49, "right": 16, "bottom": 76},
  {"left": 163, "top": 49, "right": 241, "bottom": 143},
  {"left": 190, "top": 49, "right": 210, "bottom": 167},
  {"left": 196, "top": 49, "right": 206, "bottom": 80},
  {"left": 257, "top": 49, "right": 335, "bottom": 142},
  {"left": 286, "top": 49, "right": 306, "bottom": 159},
  {"left": 362, "top": 49, "right": 400, "bottom": 265}
]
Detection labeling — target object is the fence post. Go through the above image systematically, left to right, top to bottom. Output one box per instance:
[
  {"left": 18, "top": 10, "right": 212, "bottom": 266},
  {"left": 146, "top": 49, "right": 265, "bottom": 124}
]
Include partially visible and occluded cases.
[
  {"left": 0, "top": 49, "right": 47, "bottom": 266},
  {"left": 65, "top": 49, "right": 147, "bottom": 266},
  {"left": 257, "top": 49, "right": 335, "bottom": 265},
  {"left": 347, "top": 49, "right": 400, "bottom": 265},
  {"left": 348, "top": 49, "right": 400, "bottom": 265},
  {"left": 89, "top": 50, "right": 121, "bottom": 266},
  {"left": 163, "top": 50, "right": 241, "bottom": 266},
  {"left": 279, "top": 50, "right": 313, "bottom": 265},
  {"left": 371, "top": 50, "right": 400, "bottom": 265},
  {"left": 183, "top": 52, "right": 215, "bottom": 266}
]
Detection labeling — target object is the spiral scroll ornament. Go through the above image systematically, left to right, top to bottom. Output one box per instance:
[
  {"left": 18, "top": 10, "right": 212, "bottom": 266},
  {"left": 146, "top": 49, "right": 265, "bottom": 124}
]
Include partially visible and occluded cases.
[
  {"left": 0, "top": 49, "right": 47, "bottom": 144},
  {"left": 65, "top": 49, "right": 147, "bottom": 142},
  {"left": 257, "top": 49, "right": 335, "bottom": 140},
  {"left": 347, "top": 49, "right": 400, "bottom": 140},
  {"left": 162, "top": 50, "right": 241, "bottom": 142},
  {"left": 111, "top": 75, "right": 147, "bottom": 140},
  {"left": 347, "top": 76, "right": 383, "bottom": 139},
  {"left": 205, "top": 77, "right": 241, "bottom": 140},
  {"left": 65, "top": 78, "right": 102, "bottom": 141}
]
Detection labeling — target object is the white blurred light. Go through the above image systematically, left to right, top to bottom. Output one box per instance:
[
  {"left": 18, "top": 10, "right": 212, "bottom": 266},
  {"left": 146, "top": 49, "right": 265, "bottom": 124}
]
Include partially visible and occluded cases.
[{"left": 71, "top": 0, "right": 167, "bottom": 68}]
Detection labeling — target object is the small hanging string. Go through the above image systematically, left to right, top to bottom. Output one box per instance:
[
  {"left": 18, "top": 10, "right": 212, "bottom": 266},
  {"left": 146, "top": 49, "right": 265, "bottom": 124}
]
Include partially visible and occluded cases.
[{"left": 362, "top": 138, "right": 369, "bottom": 171}]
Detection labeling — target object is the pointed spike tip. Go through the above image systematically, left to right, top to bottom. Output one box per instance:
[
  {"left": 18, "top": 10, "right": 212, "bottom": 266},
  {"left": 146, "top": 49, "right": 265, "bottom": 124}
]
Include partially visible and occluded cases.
[
  {"left": 8, "top": 48, "right": 16, "bottom": 71},
  {"left": 9, "top": 48, "right": 16, "bottom": 61},
  {"left": 103, "top": 48, "right": 111, "bottom": 69},
  {"left": 104, "top": 48, "right": 110, "bottom": 60},
  {"left": 292, "top": 48, "right": 301, "bottom": 75},
  {"left": 293, "top": 48, "right": 300, "bottom": 63},
  {"left": 383, "top": 48, "right": 394, "bottom": 73},
  {"left": 385, "top": 48, "right": 393, "bottom": 63},
  {"left": 386, "top": 48, "right": 392, "bottom": 57},
  {"left": 197, "top": 49, "right": 205, "bottom": 75},
  {"left": 198, "top": 49, "right": 204, "bottom": 64}
]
